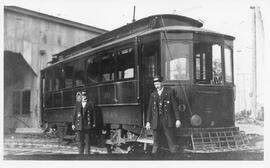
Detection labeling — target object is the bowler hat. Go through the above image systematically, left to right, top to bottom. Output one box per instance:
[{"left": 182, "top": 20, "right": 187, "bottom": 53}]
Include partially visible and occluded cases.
[{"left": 153, "top": 76, "right": 163, "bottom": 82}]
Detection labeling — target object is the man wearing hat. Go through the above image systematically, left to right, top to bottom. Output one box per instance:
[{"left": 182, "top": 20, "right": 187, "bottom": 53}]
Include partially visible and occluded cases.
[
  {"left": 146, "top": 76, "right": 181, "bottom": 153},
  {"left": 72, "top": 91, "right": 96, "bottom": 154}
]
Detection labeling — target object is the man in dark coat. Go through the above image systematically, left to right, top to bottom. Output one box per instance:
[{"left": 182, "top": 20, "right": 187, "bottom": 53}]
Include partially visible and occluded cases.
[
  {"left": 146, "top": 76, "right": 181, "bottom": 153},
  {"left": 72, "top": 91, "right": 96, "bottom": 154}
]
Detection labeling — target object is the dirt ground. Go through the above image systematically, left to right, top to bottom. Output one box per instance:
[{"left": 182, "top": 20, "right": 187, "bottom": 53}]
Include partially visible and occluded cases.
[
  {"left": 3, "top": 118, "right": 264, "bottom": 157},
  {"left": 235, "top": 119, "right": 264, "bottom": 150}
]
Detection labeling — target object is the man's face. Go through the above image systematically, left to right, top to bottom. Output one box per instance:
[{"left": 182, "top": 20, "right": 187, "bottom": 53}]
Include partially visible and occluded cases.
[
  {"left": 154, "top": 81, "right": 163, "bottom": 91},
  {"left": 76, "top": 95, "right": 82, "bottom": 102},
  {"left": 82, "top": 95, "right": 87, "bottom": 101}
]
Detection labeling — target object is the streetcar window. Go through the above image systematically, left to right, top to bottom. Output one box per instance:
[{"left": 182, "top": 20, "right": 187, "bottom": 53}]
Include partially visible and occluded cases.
[
  {"left": 142, "top": 42, "right": 160, "bottom": 78},
  {"left": 164, "top": 42, "right": 190, "bottom": 80},
  {"left": 194, "top": 43, "right": 223, "bottom": 84},
  {"left": 212, "top": 44, "right": 222, "bottom": 84},
  {"left": 225, "top": 47, "right": 233, "bottom": 83},
  {"left": 117, "top": 48, "right": 134, "bottom": 80},
  {"left": 101, "top": 51, "right": 115, "bottom": 82},
  {"left": 87, "top": 56, "right": 99, "bottom": 83},
  {"left": 74, "top": 59, "right": 85, "bottom": 86},
  {"left": 64, "top": 62, "right": 74, "bottom": 88},
  {"left": 54, "top": 65, "right": 63, "bottom": 90},
  {"left": 45, "top": 70, "right": 53, "bottom": 91},
  {"left": 42, "top": 76, "right": 45, "bottom": 107},
  {"left": 53, "top": 92, "right": 61, "bottom": 107}
]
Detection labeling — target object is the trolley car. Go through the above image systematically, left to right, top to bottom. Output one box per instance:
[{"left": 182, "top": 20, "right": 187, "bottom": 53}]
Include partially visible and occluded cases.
[{"left": 40, "top": 14, "right": 250, "bottom": 153}]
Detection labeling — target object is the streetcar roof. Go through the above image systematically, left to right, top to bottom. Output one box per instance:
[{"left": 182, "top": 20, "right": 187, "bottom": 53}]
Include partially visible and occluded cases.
[
  {"left": 52, "top": 14, "right": 203, "bottom": 57},
  {"left": 42, "top": 25, "right": 235, "bottom": 71},
  {"left": 140, "top": 25, "right": 235, "bottom": 40}
]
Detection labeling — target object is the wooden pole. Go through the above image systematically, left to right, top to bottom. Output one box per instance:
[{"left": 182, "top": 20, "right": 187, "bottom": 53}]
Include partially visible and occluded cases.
[{"left": 250, "top": 6, "right": 257, "bottom": 119}]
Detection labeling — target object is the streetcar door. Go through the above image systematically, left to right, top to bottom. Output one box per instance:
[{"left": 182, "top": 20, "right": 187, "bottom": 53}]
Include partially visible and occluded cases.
[{"left": 139, "top": 36, "right": 161, "bottom": 125}]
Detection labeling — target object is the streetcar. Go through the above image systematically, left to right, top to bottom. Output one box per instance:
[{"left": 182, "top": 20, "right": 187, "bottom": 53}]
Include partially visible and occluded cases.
[{"left": 40, "top": 14, "right": 250, "bottom": 153}]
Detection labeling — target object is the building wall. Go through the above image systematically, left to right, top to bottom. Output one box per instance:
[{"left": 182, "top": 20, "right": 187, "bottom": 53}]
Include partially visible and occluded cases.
[
  {"left": 4, "top": 7, "right": 106, "bottom": 132},
  {"left": 4, "top": 60, "right": 35, "bottom": 131}
]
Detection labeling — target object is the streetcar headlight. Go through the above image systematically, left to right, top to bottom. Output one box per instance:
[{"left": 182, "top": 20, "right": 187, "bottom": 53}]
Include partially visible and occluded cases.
[{"left": 190, "top": 114, "right": 202, "bottom": 126}]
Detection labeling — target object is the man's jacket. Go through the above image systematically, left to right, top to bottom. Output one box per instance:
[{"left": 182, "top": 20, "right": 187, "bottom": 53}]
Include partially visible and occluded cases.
[
  {"left": 146, "top": 87, "right": 180, "bottom": 129},
  {"left": 73, "top": 101, "right": 96, "bottom": 131}
]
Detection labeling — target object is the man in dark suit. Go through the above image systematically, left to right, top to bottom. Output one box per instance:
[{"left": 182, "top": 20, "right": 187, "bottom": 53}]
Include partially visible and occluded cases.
[
  {"left": 146, "top": 76, "right": 181, "bottom": 153},
  {"left": 72, "top": 91, "right": 96, "bottom": 154}
]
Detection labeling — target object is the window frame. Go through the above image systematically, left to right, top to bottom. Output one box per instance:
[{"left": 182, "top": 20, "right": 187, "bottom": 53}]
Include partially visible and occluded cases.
[
  {"left": 162, "top": 40, "right": 191, "bottom": 81},
  {"left": 193, "top": 40, "right": 224, "bottom": 85},
  {"left": 116, "top": 45, "right": 136, "bottom": 81},
  {"left": 224, "top": 45, "right": 234, "bottom": 85},
  {"left": 99, "top": 49, "right": 116, "bottom": 83},
  {"left": 86, "top": 54, "right": 101, "bottom": 84},
  {"left": 73, "top": 58, "right": 86, "bottom": 87},
  {"left": 63, "top": 61, "right": 75, "bottom": 88},
  {"left": 12, "top": 89, "right": 31, "bottom": 115},
  {"left": 22, "top": 90, "right": 31, "bottom": 114}
]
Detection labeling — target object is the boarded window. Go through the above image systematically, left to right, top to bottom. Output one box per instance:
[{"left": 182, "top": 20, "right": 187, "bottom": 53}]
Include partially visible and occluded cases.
[
  {"left": 12, "top": 90, "right": 31, "bottom": 115},
  {"left": 22, "top": 90, "right": 31, "bottom": 114},
  {"left": 12, "top": 91, "right": 21, "bottom": 115}
]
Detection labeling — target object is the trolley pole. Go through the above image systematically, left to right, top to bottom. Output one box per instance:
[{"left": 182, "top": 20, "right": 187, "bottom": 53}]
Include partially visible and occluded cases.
[
  {"left": 132, "top": 6, "right": 136, "bottom": 23},
  {"left": 250, "top": 6, "right": 257, "bottom": 119}
]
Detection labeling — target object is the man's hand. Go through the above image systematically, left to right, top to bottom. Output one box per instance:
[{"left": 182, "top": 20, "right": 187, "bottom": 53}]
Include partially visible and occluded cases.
[
  {"left": 175, "top": 120, "right": 181, "bottom": 128},
  {"left": 146, "top": 122, "right": 151, "bottom": 130},
  {"left": 72, "top": 125, "right": 75, "bottom": 130}
]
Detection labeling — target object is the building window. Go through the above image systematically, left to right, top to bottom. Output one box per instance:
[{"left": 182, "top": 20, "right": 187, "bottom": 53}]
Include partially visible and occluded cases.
[
  {"left": 12, "top": 90, "right": 31, "bottom": 115},
  {"left": 22, "top": 90, "right": 31, "bottom": 114},
  {"left": 12, "top": 91, "right": 21, "bottom": 115}
]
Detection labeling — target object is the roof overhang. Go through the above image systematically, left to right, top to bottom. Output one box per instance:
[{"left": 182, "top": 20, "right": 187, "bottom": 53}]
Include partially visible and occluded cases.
[{"left": 4, "top": 50, "right": 38, "bottom": 77}]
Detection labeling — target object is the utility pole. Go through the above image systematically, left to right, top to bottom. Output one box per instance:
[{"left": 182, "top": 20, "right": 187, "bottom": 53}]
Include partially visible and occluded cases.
[{"left": 250, "top": 6, "right": 257, "bottom": 119}]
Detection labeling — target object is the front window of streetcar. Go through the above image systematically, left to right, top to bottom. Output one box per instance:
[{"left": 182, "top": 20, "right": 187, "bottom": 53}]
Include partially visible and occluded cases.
[
  {"left": 164, "top": 41, "right": 190, "bottom": 81},
  {"left": 194, "top": 42, "right": 223, "bottom": 85}
]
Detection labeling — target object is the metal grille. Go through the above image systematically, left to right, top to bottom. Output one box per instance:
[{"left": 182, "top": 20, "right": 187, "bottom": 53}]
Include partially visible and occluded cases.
[{"left": 190, "top": 130, "right": 251, "bottom": 153}]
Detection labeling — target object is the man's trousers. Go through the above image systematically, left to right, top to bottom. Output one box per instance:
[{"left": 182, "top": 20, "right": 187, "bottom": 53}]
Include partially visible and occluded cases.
[
  {"left": 152, "top": 118, "right": 178, "bottom": 153},
  {"left": 77, "top": 130, "right": 91, "bottom": 154}
]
